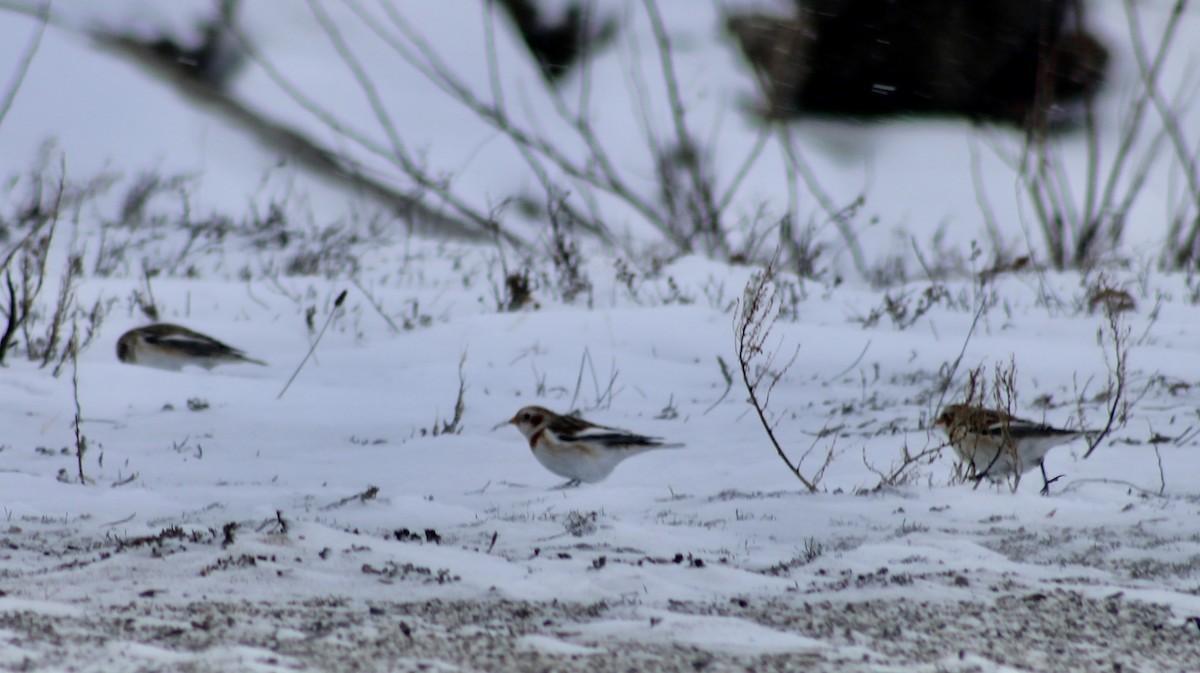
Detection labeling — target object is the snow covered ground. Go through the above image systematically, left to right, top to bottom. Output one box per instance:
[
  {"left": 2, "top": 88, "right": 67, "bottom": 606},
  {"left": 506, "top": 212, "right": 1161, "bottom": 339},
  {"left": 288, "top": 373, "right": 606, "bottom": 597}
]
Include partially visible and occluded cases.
[{"left": 3, "top": 2, "right": 1200, "bottom": 671}]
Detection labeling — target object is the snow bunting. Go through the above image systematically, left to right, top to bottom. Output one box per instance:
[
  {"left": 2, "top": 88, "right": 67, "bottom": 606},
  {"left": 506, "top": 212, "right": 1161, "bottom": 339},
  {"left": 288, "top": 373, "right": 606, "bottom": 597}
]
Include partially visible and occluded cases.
[
  {"left": 116, "top": 323, "right": 267, "bottom": 371},
  {"left": 934, "top": 403, "right": 1092, "bottom": 493},
  {"left": 504, "top": 405, "right": 683, "bottom": 487}
]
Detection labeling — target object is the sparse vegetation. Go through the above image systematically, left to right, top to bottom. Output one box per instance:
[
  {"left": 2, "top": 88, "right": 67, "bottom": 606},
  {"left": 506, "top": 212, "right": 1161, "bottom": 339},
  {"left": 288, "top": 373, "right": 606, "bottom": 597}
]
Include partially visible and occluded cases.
[
  {"left": 852, "top": 284, "right": 949, "bottom": 330},
  {"left": 567, "top": 347, "right": 620, "bottom": 413}
]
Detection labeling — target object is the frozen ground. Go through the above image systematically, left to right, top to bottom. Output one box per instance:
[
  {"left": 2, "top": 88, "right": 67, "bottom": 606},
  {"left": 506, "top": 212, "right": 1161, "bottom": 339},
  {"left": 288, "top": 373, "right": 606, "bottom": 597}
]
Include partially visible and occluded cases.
[
  {"left": 3, "top": 2, "right": 1200, "bottom": 672},
  {"left": 3, "top": 590, "right": 1199, "bottom": 672}
]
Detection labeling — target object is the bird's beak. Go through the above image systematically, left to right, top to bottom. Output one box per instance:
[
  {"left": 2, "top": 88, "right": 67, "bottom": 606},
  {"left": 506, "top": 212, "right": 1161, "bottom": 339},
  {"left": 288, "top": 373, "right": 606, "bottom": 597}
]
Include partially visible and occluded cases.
[{"left": 491, "top": 416, "right": 517, "bottom": 431}]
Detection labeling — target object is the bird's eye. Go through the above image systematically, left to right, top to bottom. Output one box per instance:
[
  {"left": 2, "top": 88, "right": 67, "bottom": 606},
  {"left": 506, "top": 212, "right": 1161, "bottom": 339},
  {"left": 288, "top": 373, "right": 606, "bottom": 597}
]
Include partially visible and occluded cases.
[{"left": 521, "top": 412, "right": 531, "bottom": 421}]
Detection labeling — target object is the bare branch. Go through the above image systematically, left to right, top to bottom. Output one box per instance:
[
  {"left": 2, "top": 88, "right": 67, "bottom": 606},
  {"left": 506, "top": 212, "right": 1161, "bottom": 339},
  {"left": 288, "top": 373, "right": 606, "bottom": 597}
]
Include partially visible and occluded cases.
[
  {"left": 0, "top": 0, "right": 47, "bottom": 128},
  {"left": 642, "top": 0, "right": 725, "bottom": 254},
  {"left": 303, "top": 1, "right": 513, "bottom": 242},
  {"left": 378, "top": 1, "right": 678, "bottom": 242},
  {"left": 734, "top": 260, "right": 819, "bottom": 492}
]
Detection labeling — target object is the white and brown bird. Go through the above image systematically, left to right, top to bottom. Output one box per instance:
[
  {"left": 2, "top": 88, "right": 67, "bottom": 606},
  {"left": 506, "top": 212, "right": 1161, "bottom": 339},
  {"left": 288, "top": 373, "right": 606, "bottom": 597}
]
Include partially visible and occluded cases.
[
  {"left": 116, "top": 323, "right": 266, "bottom": 371},
  {"left": 934, "top": 403, "right": 1093, "bottom": 493},
  {"left": 504, "top": 405, "right": 683, "bottom": 487}
]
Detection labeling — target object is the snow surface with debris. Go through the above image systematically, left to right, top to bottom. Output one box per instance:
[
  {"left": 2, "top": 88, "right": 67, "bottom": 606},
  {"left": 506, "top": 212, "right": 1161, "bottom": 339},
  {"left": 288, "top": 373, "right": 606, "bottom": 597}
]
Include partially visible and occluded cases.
[{"left": 3, "top": 2, "right": 1200, "bottom": 671}]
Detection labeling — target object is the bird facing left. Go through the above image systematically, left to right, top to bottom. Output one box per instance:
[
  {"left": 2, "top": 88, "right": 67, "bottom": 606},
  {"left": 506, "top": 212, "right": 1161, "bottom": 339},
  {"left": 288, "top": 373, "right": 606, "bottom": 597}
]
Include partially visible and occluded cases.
[
  {"left": 116, "top": 323, "right": 267, "bottom": 371},
  {"left": 934, "top": 403, "right": 1092, "bottom": 493},
  {"left": 504, "top": 405, "right": 683, "bottom": 487}
]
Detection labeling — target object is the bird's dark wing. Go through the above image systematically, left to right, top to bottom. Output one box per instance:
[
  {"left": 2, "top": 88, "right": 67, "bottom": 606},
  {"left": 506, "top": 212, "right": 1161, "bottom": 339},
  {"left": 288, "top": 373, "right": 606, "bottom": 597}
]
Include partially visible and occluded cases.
[
  {"left": 145, "top": 331, "right": 243, "bottom": 359},
  {"left": 551, "top": 414, "right": 598, "bottom": 436},
  {"left": 554, "top": 414, "right": 682, "bottom": 449},
  {"left": 1001, "top": 422, "right": 1081, "bottom": 438},
  {"left": 570, "top": 430, "right": 665, "bottom": 448}
]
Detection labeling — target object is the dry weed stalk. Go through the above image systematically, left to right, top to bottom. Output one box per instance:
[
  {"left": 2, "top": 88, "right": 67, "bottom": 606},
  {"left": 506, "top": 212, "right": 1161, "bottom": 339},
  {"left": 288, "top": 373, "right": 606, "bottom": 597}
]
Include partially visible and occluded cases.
[
  {"left": 733, "top": 261, "right": 832, "bottom": 492},
  {"left": 278, "top": 289, "right": 348, "bottom": 399},
  {"left": 1082, "top": 289, "right": 1131, "bottom": 458},
  {"left": 69, "top": 321, "right": 88, "bottom": 484},
  {"left": 440, "top": 350, "right": 468, "bottom": 436}
]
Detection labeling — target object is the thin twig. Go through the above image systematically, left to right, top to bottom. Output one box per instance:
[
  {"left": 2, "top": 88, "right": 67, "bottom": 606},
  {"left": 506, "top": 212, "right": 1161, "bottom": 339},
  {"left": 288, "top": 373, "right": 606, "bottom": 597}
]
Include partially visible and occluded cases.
[
  {"left": 278, "top": 289, "right": 347, "bottom": 399},
  {"left": 827, "top": 339, "right": 871, "bottom": 383},
  {"left": 703, "top": 355, "right": 733, "bottom": 414},
  {"left": 1152, "top": 442, "right": 1166, "bottom": 496}
]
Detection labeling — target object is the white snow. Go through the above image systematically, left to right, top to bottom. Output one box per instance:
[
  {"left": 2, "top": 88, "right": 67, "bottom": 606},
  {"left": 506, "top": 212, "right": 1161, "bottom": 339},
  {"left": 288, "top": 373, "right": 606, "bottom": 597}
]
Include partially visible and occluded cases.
[{"left": 2, "top": 1, "right": 1200, "bottom": 671}]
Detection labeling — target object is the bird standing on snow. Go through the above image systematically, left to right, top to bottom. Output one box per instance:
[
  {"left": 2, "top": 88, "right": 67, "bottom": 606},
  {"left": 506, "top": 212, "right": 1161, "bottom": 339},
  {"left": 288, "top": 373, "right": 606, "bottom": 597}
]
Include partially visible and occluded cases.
[
  {"left": 116, "top": 323, "right": 267, "bottom": 371},
  {"left": 934, "top": 403, "right": 1093, "bottom": 494},
  {"left": 503, "top": 405, "right": 682, "bottom": 487}
]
